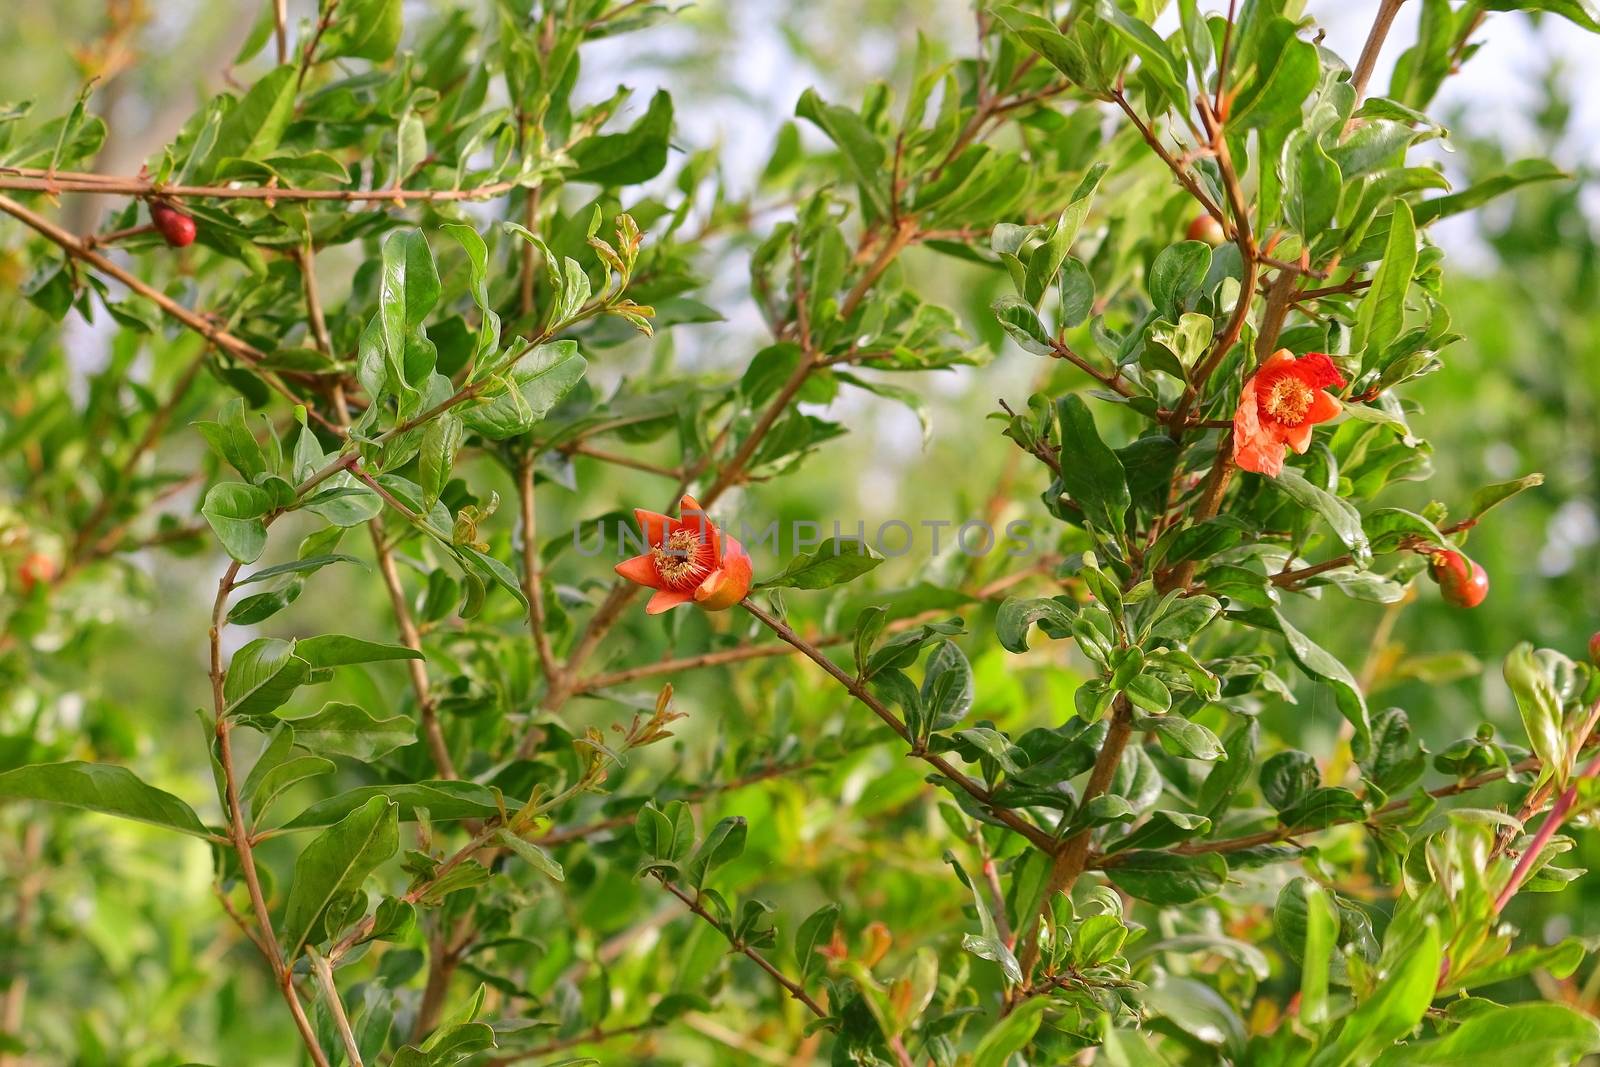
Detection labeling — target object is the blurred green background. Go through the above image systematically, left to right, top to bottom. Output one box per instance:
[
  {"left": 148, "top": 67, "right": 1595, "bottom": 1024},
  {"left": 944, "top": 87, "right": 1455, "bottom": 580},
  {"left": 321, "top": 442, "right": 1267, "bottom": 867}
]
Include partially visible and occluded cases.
[{"left": 1, "top": 2, "right": 1597, "bottom": 1063}]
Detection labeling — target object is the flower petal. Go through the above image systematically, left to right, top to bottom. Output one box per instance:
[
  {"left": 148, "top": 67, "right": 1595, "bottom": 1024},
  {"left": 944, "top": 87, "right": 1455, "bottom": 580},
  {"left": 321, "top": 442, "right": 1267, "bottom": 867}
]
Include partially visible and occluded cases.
[
  {"left": 1294, "top": 351, "right": 1347, "bottom": 390},
  {"left": 1306, "top": 390, "right": 1341, "bottom": 424},
  {"left": 1235, "top": 436, "right": 1286, "bottom": 476},
  {"left": 674, "top": 494, "right": 720, "bottom": 557},
  {"left": 634, "top": 509, "right": 672, "bottom": 548},
  {"left": 694, "top": 535, "right": 753, "bottom": 610},
  {"left": 614, "top": 553, "right": 661, "bottom": 588},
  {"left": 645, "top": 588, "right": 694, "bottom": 614}
]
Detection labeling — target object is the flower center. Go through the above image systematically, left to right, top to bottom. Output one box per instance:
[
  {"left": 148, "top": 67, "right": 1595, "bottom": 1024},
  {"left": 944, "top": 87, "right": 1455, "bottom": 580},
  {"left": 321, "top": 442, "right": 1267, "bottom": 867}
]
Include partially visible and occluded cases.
[
  {"left": 1262, "top": 374, "right": 1315, "bottom": 426},
  {"left": 652, "top": 527, "right": 714, "bottom": 590}
]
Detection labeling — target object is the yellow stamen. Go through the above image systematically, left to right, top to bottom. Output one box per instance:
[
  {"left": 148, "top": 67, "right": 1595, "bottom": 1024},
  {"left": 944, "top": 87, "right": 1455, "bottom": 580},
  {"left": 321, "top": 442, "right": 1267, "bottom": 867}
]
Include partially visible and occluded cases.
[
  {"left": 1263, "top": 375, "right": 1314, "bottom": 425},
  {"left": 652, "top": 527, "right": 712, "bottom": 589}
]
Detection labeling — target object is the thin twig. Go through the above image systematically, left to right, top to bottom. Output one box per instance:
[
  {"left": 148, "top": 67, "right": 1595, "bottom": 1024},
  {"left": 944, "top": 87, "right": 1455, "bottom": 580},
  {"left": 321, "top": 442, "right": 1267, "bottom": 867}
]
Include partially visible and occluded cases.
[
  {"left": 1350, "top": 0, "right": 1408, "bottom": 104},
  {"left": 0, "top": 169, "right": 525, "bottom": 203},
  {"left": 739, "top": 598, "right": 1055, "bottom": 851},
  {"left": 656, "top": 877, "right": 829, "bottom": 1018},
  {"left": 307, "top": 948, "right": 366, "bottom": 1067}
]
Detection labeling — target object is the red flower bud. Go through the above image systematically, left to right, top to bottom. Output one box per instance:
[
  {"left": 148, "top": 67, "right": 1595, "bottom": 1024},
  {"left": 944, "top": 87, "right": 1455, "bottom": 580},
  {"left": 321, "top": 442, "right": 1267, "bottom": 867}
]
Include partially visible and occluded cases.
[
  {"left": 150, "top": 202, "right": 197, "bottom": 248},
  {"left": 1186, "top": 214, "right": 1226, "bottom": 247},
  {"left": 1429, "top": 550, "right": 1488, "bottom": 608},
  {"left": 17, "top": 551, "right": 57, "bottom": 594},
  {"left": 1588, "top": 631, "right": 1600, "bottom": 666}
]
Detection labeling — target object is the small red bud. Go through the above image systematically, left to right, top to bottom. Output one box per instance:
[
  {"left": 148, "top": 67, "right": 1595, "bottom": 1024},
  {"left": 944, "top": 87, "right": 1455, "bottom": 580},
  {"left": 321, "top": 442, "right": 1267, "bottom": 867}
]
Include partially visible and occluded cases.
[
  {"left": 150, "top": 202, "right": 196, "bottom": 248},
  {"left": 1185, "top": 214, "right": 1226, "bottom": 247},
  {"left": 1430, "top": 550, "right": 1488, "bottom": 608},
  {"left": 17, "top": 551, "right": 57, "bottom": 594},
  {"left": 1588, "top": 631, "right": 1600, "bottom": 666}
]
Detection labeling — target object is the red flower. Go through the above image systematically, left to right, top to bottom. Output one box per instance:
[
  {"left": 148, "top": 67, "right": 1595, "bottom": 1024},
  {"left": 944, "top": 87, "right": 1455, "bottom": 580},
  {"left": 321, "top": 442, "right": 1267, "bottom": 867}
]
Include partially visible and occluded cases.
[
  {"left": 1232, "top": 349, "right": 1347, "bottom": 477},
  {"left": 614, "top": 495, "right": 752, "bottom": 614}
]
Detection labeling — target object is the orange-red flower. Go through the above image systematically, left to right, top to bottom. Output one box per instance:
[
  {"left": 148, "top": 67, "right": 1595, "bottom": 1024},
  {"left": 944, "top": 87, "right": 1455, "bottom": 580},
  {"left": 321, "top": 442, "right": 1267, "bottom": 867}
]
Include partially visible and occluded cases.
[
  {"left": 1232, "top": 349, "right": 1347, "bottom": 477},
  {"left": 614, "top": 495, "right": 752, "bottom": 614}
]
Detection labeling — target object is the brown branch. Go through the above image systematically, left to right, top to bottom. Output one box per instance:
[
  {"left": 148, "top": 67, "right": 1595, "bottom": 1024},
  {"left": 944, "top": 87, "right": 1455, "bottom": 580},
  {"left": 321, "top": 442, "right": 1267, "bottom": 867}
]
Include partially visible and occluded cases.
[
  {"left": 1350, "top": 0, "right": 1408, "bottom": 104},
  {"left": 1109, "top": 90, "right": 1226, "bottom": 225},
  {"left": 0, "top": 169, "right": 524, "bottom": 203},
  {"left": 0, "top": 192, "right": 341, "bottom": 431},
  {"left": 559, "top": 440, "right": 684, "bottom": 479},
  {"left": 517, "top": 455, "right": 560, "bottom": 685},
  {"left": 369, "top": 515, "right": 458, "bottom": 779},
  {"left": 209, "top": 557, "right": 333, "bottom": 1067},
  {"left": 574, "top": 561, "right": 1053, "bottom": 694},
  {"left": 739, "top": 598, "right": 1055, "bottom": 851},
  {"left": 1014, "top": 695, "right": 1134, "bottom": 981},
  {"left": 534, "top": 757, "right": 815, "bottom": 847},
  {"left": 0, "top": 823, "right": 44, "bottom": 1067},
  {"left": 656, "top": 877, "right": 828, "bottom": 1018},
  {"left": 307, "top": 948, "right": 366, "bottom": 1067},
  {"left": 487, "top": 1022, "right": 655, "bottom": 1066}
]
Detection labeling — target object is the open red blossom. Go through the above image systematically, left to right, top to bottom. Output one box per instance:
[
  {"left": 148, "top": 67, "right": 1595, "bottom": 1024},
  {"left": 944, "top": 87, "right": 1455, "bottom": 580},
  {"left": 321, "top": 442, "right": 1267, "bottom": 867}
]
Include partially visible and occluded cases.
[
  {"left": 1233, "top": 349, "right": 1347, "bottom": 477},
  {"left": 614, "top": 495, "right": 752, "bottom": 614}
]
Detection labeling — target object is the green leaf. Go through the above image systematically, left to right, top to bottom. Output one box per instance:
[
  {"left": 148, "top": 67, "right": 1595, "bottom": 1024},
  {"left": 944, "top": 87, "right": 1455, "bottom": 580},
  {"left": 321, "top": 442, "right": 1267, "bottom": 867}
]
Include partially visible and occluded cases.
[
  {"left": 319, "top": 0, "right": 403, "bottom": 61},
  {"left": 1095, "top": 0, "right": 1187, "bottom": 109},
  {"left": 991, "top": 7, "right": 1089, "bottom": 84},
  {"left": 208, "top": 65, "right": 297, "bottom": 176},
  {"left": 570, "top": 89, "right": 674, "bottom": 186},
  {"left": 795, "top": 89, "right": 889, "bottom": 217},
  {"left": 1286, "top": 131, "right": 1342, "bottom": 240},
  {"left": 1413, "top": 158, "right": 1568, "bottom": 225},
  {"left": 1024, "top": 163, "right": 1108, "bottom": 305},
  {"left": 1354, "top": 199, "right": 1417, "bottom": 367},
  {"left": 379, "top": 229, "right": 441, "bottom": 397},
  {"left": 1150, "top": 241, "right": 1212, "bottom": 317},
  {"left": 1058, "top": 256, "right": 1096, "bottom": 328},
  {"left": 991, "top": 296, "right": 1054, "bottom": 355},
  {"left": 462, "top": 342, "right": 587, "bottom": 440},
  {"left": 1056, "top": 395, "right": 1131, "bottom": 536},
  {"left": 195, "top": 398, "right": 268, "bottom": 480},
  {"left": 418, "top": 413, "right": 463, "bottom": 510},
  {"left": 1274, "top": 467, "right": 1371, "bottom": 564},
  {"left": 1467, "top": 472, "right": 1543, "bottom": 519},
  {"left": 202, "top": 483, "right": 274, "bottom": 563},
  {"left": 758, "top": 538, "right": 883, "bottom": 591},
  {"left": 235, "top": 554, "right": 363, "bottom": 587},
  {"left": 995, "top": 596, "right": 1074, "bottom": 654},
  {"left": 1248, "top": 609, "right": 1370, "bottom": 744},
  {"left": 295, "top": 635, "right": 424, "bottom": 668},
  {"left": 224, "top": 638, "right": 311, "bottom": 717},
  {"left": 922, "top": 641, "right": 975, "bottom": 730},
  {"left": 1504, "top": 642, "right": 1566, "bottom": 787},
  {"left": 278, "top": 702, "right": 417, "bottom": 761},
  {"left": 1141, "top": 714, "right": 1223, "bottom": 760},
  {"left": 1260, "top": 750, "right": 1319, "bottom": 812},
  {"left": 0, "top": 761, "right": 208, "bottom": 838},
  {"left": 282, "top": 782, "right": 506, "bottom": 829},
  {"left": 280, "top": 795, "right": 399, "bottom": 958},
  {"left": 1104, "top": 809, "right": 1212, "bottom": 853},
  {"left": 683, "top": 816, "right": 747, "bottom": 889},
  {"left": 495, "top": 831, "right": 565, "bottom": 882},
  {"left": 1105, "top": 850, "right": 1227, "bottom": 904},
  {"left": 948, "top": 855, "right": 1023, "bottom": 985},
  {"left": 1295, "top": 880, "right": 1338, "bottom": 1027},
  {"left": 795, "top": 903, "right": 840, "bottom": 984},
  {"left": 1312, "top": 919, "right": 1441, "bottom": 1067},
  {"left": 1144, "top": 976, "right": 1247, "bottom": 1059},
  {"left": 972, "top": 997, "right": 1047, "bottom": 1067},
  {"left": 1372, "top": 1003, "right": 1600, "bottom": 1066}
]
